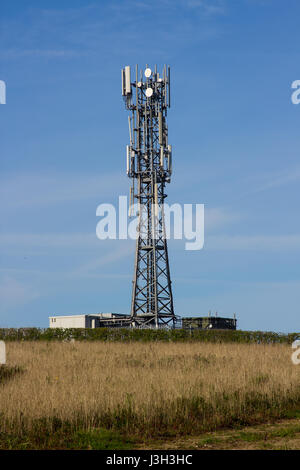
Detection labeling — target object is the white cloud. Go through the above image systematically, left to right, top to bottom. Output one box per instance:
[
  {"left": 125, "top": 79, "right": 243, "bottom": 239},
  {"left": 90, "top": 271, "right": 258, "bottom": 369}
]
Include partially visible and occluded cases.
[
  {"left": 186, "top": 0, "right": 225, "bottom": 15},
  {"left": 0, "top": 1, "right": 224, "bottom": 63},
  {"left": 0, "top": 49, "right": 84, "bottom": 59},
  {"left": 250, "top": 166, "right": 300, "bottom": 194},
  {"left": 0, "top": 172, "right": 127, "bottom": 211},
  {"left": 205, "top": 207, "right": 240, "bottom": 230},
  {"left": 0, "top": 230, "right": 133, "bottom": 281},
  {"left": 0, "top": 232, "right": 97, "bottom": 249},
  {"left": 207, "top": 234, "right": 300, "bottom": 251},
  {"left": 69, "top": 242, "right": 133, "bottom": 278},
  {"left": 0, "top": 277, "right": 39, "bottom": 311}
]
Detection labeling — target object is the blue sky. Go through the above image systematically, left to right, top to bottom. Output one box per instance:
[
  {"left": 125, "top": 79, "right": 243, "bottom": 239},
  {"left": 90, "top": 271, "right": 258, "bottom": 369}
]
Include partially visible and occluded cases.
[{"left": 0, "top": 0, "right": 299, "bottom": 331}]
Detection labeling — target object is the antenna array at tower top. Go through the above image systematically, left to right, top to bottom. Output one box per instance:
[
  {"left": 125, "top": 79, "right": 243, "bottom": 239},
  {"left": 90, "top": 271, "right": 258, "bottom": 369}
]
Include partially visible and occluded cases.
[
  {"left": 122, "top": 64, "right": 170, "bottom": 111},
  {"left": 122, "top": 65, "right": 172, "bottom": 186}
]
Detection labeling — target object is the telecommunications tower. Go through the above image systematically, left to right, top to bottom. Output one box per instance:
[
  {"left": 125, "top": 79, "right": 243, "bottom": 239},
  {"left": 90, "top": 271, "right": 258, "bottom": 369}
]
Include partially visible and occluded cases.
[{"left": 122, "top": 64, "right": 176, "bottom": 328}]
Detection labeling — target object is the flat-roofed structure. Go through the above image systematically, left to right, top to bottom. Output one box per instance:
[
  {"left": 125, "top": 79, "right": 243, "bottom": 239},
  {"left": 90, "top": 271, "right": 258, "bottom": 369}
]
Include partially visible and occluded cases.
[
  {"left": 49, "top": 313, "right": 130, "bottom": 329},
  {"left": 49, "top": 313, "right": 237, "bottom": 330},
  {"left": 182, "top": 316, "right": 237, "bottom": 331}
]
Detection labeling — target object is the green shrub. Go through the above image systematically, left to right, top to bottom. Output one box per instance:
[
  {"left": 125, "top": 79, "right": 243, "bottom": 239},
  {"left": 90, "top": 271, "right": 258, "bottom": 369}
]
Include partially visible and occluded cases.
[{"left": 0, "top": 327, "right": 298, "bottom": 344}]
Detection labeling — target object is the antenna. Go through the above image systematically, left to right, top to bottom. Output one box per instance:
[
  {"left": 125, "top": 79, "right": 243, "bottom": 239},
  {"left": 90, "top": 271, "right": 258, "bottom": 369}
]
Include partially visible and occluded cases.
[{"left": 122, "top": 64, "right": 175, "bottom": 329}]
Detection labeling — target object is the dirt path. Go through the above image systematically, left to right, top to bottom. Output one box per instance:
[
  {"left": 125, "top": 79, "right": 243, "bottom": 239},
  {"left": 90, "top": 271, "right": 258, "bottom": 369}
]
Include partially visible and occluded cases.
[{"left": 136, "top": 418, "right": 300, "bottom": 450}]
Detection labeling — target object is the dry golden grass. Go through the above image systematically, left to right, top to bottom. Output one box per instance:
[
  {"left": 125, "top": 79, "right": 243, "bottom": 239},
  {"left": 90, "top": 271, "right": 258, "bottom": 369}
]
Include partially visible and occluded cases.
[{"left": 0, "top": 341, "right": 299, "bottom": 437}]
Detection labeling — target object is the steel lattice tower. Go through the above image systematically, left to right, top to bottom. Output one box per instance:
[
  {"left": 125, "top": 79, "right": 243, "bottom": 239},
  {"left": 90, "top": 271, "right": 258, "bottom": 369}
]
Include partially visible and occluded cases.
[{"left": 122, "top": 64, "right": 176, "bottom": 328}]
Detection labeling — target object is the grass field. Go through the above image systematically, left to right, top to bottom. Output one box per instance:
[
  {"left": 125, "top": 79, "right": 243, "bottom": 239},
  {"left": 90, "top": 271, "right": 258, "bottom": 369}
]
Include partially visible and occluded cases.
[{"left": 0, "top": 340, "right": 299, "bottom": 449}]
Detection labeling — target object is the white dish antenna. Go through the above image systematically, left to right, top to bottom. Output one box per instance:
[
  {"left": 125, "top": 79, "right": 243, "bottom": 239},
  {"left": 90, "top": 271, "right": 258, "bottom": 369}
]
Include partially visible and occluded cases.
[
  {"left": 145, "top": 68, "right": 152, "bottom": 78},
  {"left": 145, "top": 87, "right": 153, "bottom": 97}
]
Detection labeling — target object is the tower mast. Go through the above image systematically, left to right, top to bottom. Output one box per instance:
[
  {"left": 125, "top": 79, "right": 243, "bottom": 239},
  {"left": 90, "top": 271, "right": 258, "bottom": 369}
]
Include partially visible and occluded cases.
[{"left": 122, "top": 64, "right": 175, "bottom": 328}]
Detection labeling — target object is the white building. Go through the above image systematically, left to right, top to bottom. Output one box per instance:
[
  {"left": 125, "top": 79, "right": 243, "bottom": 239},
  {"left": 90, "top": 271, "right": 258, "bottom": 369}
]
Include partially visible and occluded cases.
[{"left": 49, "top": 313, "right": 128, "bottom": 329}]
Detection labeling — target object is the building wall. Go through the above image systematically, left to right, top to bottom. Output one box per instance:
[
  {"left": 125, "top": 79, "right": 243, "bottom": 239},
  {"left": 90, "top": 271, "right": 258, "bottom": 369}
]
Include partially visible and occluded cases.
[{"left": 49, "top": 315, "right": 87, "bottom": 328}]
